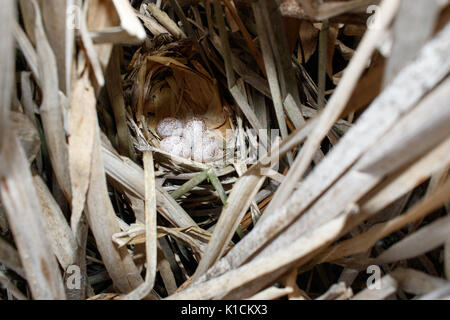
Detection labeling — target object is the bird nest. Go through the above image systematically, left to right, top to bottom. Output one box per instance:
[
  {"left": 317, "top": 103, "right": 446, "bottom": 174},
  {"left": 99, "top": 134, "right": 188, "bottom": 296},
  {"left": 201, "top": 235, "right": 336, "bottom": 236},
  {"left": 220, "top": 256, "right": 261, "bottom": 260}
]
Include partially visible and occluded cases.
[{"left": 124, "top": 37, "right": 235, "bottom": 172}]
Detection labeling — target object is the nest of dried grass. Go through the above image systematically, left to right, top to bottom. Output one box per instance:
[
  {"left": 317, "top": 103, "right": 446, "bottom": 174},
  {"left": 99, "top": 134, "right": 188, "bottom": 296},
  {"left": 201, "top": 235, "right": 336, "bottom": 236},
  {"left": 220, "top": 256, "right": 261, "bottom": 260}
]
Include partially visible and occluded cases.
[
  {"left": 0, "top": 0, "right": 450, "bottom": 301},
  {"left": 123, "top": 35, "right": 235, "bottom": 170}
]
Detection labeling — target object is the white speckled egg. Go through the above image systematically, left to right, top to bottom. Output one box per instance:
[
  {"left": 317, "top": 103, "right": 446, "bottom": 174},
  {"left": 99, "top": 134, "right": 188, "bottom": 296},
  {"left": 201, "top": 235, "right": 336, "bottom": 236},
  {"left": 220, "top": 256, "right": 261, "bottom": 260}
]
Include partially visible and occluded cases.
[
  {"left": 156, "top": 117, "right": 184, "bottom": 138},
  {"left": 182, "top": 117, "right": 207, "bottom": 147},
  {"left": 191, "top": 135, "right": 219, "bottom": 163},
  {"left": 160, "top": 136, "right": 191, "bottom": 159}
]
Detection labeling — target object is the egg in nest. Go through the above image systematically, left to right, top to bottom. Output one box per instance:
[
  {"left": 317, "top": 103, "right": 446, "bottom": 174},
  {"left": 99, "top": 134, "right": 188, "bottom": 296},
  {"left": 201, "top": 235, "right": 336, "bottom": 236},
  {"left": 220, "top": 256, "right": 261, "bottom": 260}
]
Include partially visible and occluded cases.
[
  {"left": 156, "top": 117, "right": 184, "bottom": 138},
  {"left": 156, "top": 117, "right": 222, "bottom": 163},
  {"left": 191, "top": 134, "right": 220, "bottom": 163},
  {"left": 160, "top": 135, "right": 192, "bottom": 159}
]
